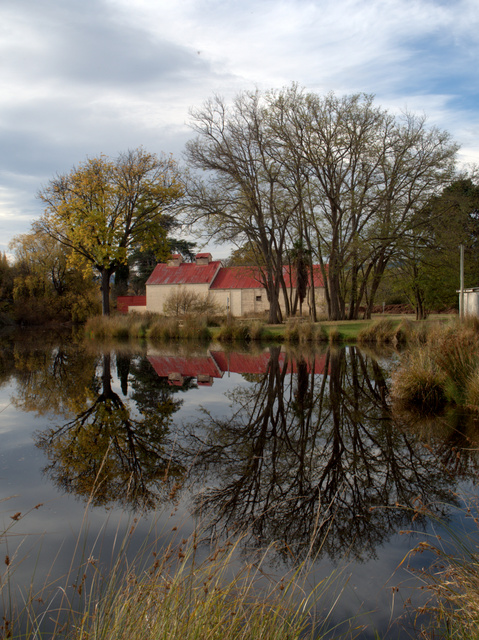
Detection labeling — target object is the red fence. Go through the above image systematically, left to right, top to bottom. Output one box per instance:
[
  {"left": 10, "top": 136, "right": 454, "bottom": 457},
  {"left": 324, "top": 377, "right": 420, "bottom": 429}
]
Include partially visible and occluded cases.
[{"left": 116, "top": 296, "right": 146, "bottom": 314}]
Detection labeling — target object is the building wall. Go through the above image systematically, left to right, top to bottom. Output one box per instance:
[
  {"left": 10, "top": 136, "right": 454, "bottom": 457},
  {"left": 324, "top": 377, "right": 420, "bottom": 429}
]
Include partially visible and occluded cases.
[
  {"left": 145, "top": 282, "right": 327, "bottom": 317},
  {"left": 146, "top": 282, "right": 211, "bottom": 314},
  {"left": 210, "top": 286, "right": 326, "bottom": 317},
  {"left": 464, "top": 291, "right": 479, "bottom": 317},
  {"left": 128, "top": 305, "right": 148, "bottom": 313}
]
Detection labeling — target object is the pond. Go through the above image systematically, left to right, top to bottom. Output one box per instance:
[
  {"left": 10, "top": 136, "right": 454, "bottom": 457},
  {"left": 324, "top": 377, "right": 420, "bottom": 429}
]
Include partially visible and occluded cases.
[{"left": 1, "top": 330, "right": 479, "bottom": 638}]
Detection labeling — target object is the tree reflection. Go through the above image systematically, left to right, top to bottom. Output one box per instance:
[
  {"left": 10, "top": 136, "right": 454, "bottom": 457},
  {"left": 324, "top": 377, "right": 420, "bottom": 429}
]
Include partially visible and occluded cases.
[
  {"left": 9, "top": 337, "right": 479, "bottom": 562},
  {"left": 11, "top": 343, "right": 187, "bottom": 510},
  {"left": 182, "top": 346, "right": 461, "bottom": 562},
  {"left": 392, "top": 402, "right": 479, "bottom": 480}
]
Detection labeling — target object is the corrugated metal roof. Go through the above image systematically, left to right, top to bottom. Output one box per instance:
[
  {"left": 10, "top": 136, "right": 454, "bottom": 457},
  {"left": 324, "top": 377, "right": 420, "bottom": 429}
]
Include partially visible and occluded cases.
[
  {"left": 146, "top": 261, "right": 222, "bottom": 286},
  {"left": 146, "top": 262, "right": 326, "bottom": 289},
  {"left": 282, "top": 264, "right": 325, "bottom": 288},
  {"left": 210, "top": 265, "right": 325, "bottom": 290},
  {"left": 210, "top": 266, "right": 264, "bottom": 290},
  {"left": 148, "top": 355, "right": 223, "bottom": 379}
]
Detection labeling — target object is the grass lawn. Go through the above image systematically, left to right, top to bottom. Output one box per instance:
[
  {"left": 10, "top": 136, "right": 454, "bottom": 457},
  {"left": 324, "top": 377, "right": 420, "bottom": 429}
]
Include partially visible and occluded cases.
[{"left": 255, "top": 313, "right": 456, "bottom": 342}]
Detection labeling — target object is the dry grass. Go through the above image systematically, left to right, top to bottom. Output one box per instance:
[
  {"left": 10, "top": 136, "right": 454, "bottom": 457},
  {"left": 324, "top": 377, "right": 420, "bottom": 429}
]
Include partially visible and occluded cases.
[
  {"left": 85, "top": 314, "right": 211, "bottom": 342},
  {"left": 216, "top": 318, "right": 273, "bottom": 343},
  {"left": 391, "top": 318, "right": 479, "bottom": 412},
  {"left": 391, "top": 348, "right": 448, "bottom": 412},
  {"left": 405, "top": 497, "right": 479, "bottom": 639},
  {"left": 0, "top": 504, "right": 348, "bottom": 640}
]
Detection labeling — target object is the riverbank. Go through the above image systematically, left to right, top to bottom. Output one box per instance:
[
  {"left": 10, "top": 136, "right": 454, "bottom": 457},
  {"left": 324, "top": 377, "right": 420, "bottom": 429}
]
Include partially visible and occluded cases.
[{"left": 84, "top": 312, "right": 455, "bottom": 345}]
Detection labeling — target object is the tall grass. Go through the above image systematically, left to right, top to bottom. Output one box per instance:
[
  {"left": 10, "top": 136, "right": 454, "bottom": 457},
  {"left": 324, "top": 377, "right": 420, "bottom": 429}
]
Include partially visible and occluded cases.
[
  {"left": 85, "top": 314, "right": 212, "bottom": 342},
  {"left": 216, "top": 318, "right": 274, "bottom": 343},
  {"left": 357, "top": 318, "right": 415, "bottom": 346},
  {"left": 391, "top": 318, "right": 479, "bottom": 411},
  {"left": 283, "top": 320, "right": 330, "bottom": 344},
  {"left": 391, "top": 348, "right": 448, "bottom": 412},
  {"left": 405, "top": 496, "right": 479, "bottom": 639},
  {"left": 1, "top": 503, "right": 348, "bottom": 640},
  {"left": 71, "top": 536, "right": 323, "bottom": 640}
]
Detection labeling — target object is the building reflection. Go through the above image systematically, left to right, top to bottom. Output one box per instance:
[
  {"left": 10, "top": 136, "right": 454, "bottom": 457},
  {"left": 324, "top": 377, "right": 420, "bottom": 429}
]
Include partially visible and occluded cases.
[{"left": 8, "top": 337, "right": 479, "bottom": 564}]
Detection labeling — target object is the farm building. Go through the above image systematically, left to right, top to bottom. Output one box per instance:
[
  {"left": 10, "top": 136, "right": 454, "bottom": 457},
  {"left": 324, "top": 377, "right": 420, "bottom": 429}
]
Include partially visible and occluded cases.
[{"left": 120, "top": 253, "right": 326, "bottom": 317}]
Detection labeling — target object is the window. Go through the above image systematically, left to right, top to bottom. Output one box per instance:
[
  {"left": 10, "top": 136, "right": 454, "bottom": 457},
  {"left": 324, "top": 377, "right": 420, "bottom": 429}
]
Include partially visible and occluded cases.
[{"left": 256, "top": 295, "right": 262, "bottom": 302}]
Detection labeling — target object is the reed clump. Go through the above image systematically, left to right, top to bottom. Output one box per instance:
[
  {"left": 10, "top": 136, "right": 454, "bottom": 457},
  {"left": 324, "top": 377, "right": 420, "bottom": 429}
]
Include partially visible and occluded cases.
[
  {"left": 85, "top": 314, "right": 212, "bottom": 343},
  {"left": 216, "top": 318, "right": 270, "bottom": 343},
  {"left": 357, "top": 318, "right": 413, "bottom": 346},
  {"left": 391, "top": 318, "right": 479, "bottom": 411},
  {"left": 283, "top": 320, "right": 329, "bottom": 344},
  {"left": 328, "top": 327, "right": 342, "bottom": 344},
  {"left": 391, "top": 348, "right": 448, "bottom": 412},
  {"left": 407, "top": 497, "right": 479, "bottom": 639},
  {"left": 2, "top": 512, "right": 325, "bottom": 640}
]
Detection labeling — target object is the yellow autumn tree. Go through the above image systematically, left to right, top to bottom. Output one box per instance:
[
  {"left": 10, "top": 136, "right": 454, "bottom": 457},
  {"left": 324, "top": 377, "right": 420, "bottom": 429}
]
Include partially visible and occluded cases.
[{"left": 37, "top": 148, "right": 184, "bottom": 315}]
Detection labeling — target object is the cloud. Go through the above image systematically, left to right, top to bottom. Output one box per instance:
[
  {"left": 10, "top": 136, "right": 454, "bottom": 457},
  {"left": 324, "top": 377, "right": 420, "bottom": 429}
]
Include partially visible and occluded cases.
[{"left": 1, "top": 0, "right": 478, "bottom": 253}]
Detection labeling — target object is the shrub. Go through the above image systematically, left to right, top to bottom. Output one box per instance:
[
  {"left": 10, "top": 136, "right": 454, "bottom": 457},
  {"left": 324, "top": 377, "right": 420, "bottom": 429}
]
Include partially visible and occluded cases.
[
  {"left": 163, "top": 290, "right": 219, "bottom": 318},
  {"left": 328, "top": 328, "right": 342, "bottom": 344},
  {"left": 391, "top": 349, "right": 447, "bottom": 412}
]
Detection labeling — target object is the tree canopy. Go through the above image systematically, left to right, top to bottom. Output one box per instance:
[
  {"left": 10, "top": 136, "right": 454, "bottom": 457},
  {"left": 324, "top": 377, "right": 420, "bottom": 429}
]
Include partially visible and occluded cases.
[
  {"left": 185, "top": 86, "right": 458, "bottom": 321},
  {"left": 37, "top": 148, "right": 184, "bottom": 315}
]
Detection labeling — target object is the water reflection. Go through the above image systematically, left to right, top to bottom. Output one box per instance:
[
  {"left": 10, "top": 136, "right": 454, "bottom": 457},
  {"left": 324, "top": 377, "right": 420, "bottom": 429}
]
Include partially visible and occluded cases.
[
  {"left": 6, "top": 336, "right": 479, "bottom": 564},
  {"left": 181, "top": 346, "right": 457, "bottom": 562},
  {"left": 35, "top": 352, "right": 186, "bottom": 509}
]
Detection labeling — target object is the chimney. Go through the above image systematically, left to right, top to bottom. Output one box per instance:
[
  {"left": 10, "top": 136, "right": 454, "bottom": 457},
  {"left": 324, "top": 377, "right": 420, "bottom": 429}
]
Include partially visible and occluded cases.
[
  {"left": 195, "top": 253, "right": 212, "bottom": 265},
  {"left": 167, "top": 254, "right": 183, "bottom": 267}
]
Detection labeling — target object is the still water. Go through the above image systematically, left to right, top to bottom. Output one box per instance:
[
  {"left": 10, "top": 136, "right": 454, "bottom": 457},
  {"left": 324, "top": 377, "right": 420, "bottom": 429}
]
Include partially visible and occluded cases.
[{"left": 1, "top": 330, "right": 478, "bottom": 637}]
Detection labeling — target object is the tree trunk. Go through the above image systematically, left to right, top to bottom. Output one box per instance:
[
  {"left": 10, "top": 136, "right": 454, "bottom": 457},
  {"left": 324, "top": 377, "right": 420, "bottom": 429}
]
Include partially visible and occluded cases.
[{"left": 101, "top": 268, "right": 113, "bottom": 316}]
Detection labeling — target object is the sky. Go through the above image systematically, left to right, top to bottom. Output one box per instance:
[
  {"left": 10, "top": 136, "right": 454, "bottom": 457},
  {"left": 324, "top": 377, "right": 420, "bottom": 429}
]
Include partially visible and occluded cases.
[{"left": 1, "top": 0, "right": 479, "bottom": 258}]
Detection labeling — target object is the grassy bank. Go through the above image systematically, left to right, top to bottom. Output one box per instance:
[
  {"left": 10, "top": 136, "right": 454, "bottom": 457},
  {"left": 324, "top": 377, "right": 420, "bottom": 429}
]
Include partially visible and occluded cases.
[
  {"left": 85, "top": 313, "right": 454, "bottom": 346},
  {"left": 391, "top": 317, "right": 479, "bottom": 411}
]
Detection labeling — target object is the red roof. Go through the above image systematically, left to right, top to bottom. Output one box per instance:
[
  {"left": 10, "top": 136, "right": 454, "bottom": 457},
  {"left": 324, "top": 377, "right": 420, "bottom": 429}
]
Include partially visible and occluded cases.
[
  {"left": 146, "top": 261, "right": 222, "bottom": 286},
  {"left": 146, "top": 262, "right": 325, "bottom": 289},
  {"left": 285, "top": 264, "right": 325, "bottom": 288},
  {"left": 210, "top": 265, "right": 325, "bottom": 290},
  {"left": 210, "top": 266, "right": 263, "bottom": 290},
  {"left": 210, "top": 350, "right": 273, "bottom": 374},
  {"left": 211, "top": 351, "right": 327, "bottom": 375},
  {"left": 148, "top": 355, "right": 223, "bottom": 379}
]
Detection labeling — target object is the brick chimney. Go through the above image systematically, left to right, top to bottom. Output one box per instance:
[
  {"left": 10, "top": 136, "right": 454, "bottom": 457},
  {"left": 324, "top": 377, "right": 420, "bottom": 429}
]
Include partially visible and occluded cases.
[
  {"left": 195, "top": 253, "right": 212, "bottom": 265},
  {"left": 167, "top": 254, "right": 183, "bottom": 267}
]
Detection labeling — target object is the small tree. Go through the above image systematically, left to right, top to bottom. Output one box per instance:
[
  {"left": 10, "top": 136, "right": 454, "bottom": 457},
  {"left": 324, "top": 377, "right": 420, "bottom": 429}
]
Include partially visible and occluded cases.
[
  {"left": 37, "top": 148, "right": 184, "bottom": 315},
  {"left": 163, "top": 289, "right": 219, "bottom": 317}
]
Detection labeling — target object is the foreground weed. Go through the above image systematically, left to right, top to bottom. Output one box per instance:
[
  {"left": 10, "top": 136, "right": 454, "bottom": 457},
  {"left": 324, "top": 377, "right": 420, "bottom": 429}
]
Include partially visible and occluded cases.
[
  {"left": 403, "top": 495, "right": 479, "bottom": 639},
  {"left": 1, "top": 502, "right": 344, "bottom": 640}
]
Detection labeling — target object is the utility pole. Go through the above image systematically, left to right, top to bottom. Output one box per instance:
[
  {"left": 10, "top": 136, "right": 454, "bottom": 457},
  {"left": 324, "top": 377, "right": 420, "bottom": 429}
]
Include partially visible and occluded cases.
[{"left": 460, "top": 244, "right": 465, "bottom": 319}]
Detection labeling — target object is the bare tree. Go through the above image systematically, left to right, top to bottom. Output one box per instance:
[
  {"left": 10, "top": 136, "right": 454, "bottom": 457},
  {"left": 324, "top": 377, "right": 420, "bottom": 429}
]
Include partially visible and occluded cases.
[
  {"left": 267, "top": 87, "right": 458, "bottom": 319},
  {"left": 185, "top": 92, "right": 299, "bottom": 323}
]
